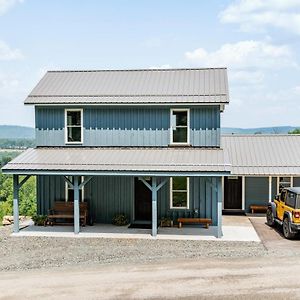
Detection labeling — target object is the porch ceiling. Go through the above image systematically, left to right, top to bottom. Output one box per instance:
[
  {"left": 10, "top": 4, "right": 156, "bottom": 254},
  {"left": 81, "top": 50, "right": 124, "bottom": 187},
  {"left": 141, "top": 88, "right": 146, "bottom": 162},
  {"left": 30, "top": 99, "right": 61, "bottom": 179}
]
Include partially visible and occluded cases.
[{"left": 2, "top": 147, "right": 231, "bottom": 176}]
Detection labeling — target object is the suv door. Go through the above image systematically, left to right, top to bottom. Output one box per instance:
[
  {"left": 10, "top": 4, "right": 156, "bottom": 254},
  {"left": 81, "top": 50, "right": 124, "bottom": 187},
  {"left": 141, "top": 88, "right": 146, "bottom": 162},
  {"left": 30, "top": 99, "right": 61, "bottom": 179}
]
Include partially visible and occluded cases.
[{"left": 277, "top": 190, "right": 287, "bottom": 221}]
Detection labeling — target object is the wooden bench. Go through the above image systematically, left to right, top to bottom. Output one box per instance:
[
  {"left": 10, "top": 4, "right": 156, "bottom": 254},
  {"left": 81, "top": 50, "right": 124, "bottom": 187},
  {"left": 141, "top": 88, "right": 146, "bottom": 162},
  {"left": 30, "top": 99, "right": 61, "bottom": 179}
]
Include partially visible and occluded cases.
[
  {"left": 47, "top": 201, "right": 88, "bottom": 226},
  {"left": 249, "top": 205, "right": 267, "bottom": 214},
  {"left": 177, "top": 218, "right": 212, "bottom": 229}
]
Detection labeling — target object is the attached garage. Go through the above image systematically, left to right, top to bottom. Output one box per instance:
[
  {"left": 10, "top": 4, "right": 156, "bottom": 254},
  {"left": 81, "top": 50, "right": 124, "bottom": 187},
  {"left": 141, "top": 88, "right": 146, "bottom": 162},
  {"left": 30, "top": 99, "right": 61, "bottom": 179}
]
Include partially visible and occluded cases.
[{"left": 222, "top": 135, "right": 300, "bottom": 213}]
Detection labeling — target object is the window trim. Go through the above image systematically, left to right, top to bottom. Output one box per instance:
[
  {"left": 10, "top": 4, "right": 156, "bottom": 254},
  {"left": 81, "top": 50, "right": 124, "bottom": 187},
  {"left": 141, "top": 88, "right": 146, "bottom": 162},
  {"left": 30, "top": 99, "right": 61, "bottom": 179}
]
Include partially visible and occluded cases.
[
  {"left": 65, "top": 108, "right": 83, "bottom": 144},
  {"left": 170, "top": 108, "right": 190, "bottom": 145},
  {"left": 65, "top": 176, "right": 85, "bottom": 202},
  {"left": 170, "top": 177, "right": 189, "bottom": 209}
]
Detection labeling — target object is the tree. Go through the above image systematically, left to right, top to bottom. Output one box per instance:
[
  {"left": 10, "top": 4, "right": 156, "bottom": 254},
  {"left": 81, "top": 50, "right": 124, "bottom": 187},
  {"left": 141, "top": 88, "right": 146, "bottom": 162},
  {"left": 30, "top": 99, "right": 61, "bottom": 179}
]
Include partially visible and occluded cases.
[{"left": 288, "top": 128, "right": 300, "bottom": 134}]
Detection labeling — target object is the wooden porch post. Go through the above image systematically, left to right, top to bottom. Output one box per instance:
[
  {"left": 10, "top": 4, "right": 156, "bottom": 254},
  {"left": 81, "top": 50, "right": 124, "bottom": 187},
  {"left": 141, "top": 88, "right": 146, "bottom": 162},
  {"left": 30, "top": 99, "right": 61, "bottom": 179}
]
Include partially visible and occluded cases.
[
  {"left": 13, "top": 174, "right": 19, "bottom": 233},
  {"left": 73, "top": 176, "right": 80, "bottom": 234},
  {"left": 152, "top": 177, "right": 158, "bottom": 237},
  {"left": 217, "top": 177, "right": 223, "bottom": 238}
]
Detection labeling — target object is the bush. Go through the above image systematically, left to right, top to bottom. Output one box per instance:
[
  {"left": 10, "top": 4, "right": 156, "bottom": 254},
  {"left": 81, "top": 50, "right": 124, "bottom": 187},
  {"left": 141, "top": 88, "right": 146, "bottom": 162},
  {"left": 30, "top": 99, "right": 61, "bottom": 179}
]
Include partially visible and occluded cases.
[
  {"left": 112, "top": 214, "right": 128, "bottom": 226},
  {"left": 32, "top": 215, "right": 47, "bottom": 226}
]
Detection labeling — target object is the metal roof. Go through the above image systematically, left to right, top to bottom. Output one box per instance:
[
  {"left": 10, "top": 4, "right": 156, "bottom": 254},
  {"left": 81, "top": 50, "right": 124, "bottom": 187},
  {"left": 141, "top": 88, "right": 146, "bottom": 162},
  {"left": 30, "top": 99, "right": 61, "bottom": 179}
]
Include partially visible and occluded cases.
[
  {"left": 25, "top": 68, "right": 229, "bottom": 105},
  {"left": 222, "top": 134, "right": 300, "bottom": 176},
  {"left": 1, "top": 147, "right": 231, "bottom": 176},
  {"left": 285, "top": 187, "right": 300, "bottom": 194}
]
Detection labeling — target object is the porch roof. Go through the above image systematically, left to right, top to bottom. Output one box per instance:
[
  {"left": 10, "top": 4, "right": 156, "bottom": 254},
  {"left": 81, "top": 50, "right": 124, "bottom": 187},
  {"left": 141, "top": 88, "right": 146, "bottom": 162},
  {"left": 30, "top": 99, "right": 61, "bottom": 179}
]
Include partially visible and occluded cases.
[{"left": 1, "top": 147, "right": 231, "bottom": 176}]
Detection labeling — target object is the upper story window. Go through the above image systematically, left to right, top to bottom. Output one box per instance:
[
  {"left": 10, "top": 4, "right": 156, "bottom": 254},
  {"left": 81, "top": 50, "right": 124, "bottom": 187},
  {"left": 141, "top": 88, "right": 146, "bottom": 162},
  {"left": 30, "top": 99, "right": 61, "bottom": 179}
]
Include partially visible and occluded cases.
[
  {"left": 65, "top": 109, "right": 83, "bottom": 144},
  {"left": 170, "top": 109, "right": 190, "bottom": 145}
]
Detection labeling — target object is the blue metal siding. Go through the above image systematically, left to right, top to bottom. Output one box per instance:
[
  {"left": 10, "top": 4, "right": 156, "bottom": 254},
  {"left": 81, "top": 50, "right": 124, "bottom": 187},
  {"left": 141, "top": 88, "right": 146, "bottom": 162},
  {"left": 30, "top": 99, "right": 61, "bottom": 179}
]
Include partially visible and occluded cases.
[
  {"left": 35, "top": 106, "right": 220, "bottom": 147},
  {"left": 37, "top": 175, "right": 220, "bottom": 225},
  {"left": 245, "top": 177, "right": 269, "bottom": 212},
  {"left": 293, "top": 177, "right": 300, "bottom": 187}
]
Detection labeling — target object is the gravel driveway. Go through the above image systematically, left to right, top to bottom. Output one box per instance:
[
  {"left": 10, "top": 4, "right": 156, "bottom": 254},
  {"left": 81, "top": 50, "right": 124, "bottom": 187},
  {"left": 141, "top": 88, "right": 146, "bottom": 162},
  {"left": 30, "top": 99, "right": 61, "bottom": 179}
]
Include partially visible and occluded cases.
[{"left": 0, "top": 225, "right": 266, "bottom": 271}]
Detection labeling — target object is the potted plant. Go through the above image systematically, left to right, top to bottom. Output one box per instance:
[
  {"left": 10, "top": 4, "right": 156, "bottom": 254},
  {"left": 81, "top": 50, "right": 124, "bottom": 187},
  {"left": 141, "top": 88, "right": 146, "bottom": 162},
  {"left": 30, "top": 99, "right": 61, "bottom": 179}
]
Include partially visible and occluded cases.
[
  {"left": 112, "top": 214, "right": 128, "bottom": 226},
  {"left": 32, "top": 215, "right": 48, "bottom": 226},
  {"left": 160, "top": 217, "right": 173, "bottom": 227}
]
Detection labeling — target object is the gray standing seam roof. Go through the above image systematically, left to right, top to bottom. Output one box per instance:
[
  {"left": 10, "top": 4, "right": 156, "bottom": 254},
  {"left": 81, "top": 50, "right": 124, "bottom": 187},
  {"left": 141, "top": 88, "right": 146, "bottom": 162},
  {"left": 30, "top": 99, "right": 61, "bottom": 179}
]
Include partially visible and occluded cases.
[
  {"left": 25, "top": 68, "right": 229, "bottom": 105},
  {"left": 222, "top": 134, "right": 300, "bottom": 175},
  {"left": 1, "top": 147, "right": 231, "bottom": 175}
]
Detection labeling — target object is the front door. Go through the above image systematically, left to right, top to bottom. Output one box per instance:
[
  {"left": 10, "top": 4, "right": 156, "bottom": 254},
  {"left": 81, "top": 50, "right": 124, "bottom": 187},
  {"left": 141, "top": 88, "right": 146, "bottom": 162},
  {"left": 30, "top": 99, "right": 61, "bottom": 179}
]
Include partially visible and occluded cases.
[
  {"left": 224, "top": 176, "right": 242, "bottom": 210},
  {"left": 134, "top": 178, "right": 152, "bottom": 221}
]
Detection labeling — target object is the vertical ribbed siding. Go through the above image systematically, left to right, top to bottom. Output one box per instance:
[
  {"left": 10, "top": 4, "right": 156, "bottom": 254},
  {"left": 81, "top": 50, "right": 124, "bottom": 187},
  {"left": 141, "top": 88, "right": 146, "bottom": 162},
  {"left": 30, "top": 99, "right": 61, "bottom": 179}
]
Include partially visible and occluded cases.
[
  {"left": 35, "top": 106, "right": 220, "bottom": 147},
  {"left": 37, "top": 175, "right": 220, "bottom": 225},
  {"left": 37, "top": 175, "right": 65, "bottom": 214},
  {"left": 158, "top": 176, "right": 220, "bottom": 225},
  {"left": 245, "top": 177, "right": 269, "bottom": 212}
]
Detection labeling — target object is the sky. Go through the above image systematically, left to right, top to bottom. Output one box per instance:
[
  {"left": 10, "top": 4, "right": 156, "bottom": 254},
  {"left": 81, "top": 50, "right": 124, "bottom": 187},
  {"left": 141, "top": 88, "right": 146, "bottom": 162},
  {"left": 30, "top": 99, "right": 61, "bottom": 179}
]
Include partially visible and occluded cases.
[{"left": 0, "top": 0, "right": 300, "bottom": 128}]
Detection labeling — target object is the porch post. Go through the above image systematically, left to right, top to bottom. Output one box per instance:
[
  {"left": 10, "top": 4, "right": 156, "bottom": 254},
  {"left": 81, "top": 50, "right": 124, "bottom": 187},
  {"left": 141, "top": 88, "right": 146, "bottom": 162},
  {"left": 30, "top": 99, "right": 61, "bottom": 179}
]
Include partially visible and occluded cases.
[
  {"left": 13, "top": 174, "right": 19, "bottom": 233},
  {"left": 73, "top": 176, "right": 80, "bottom": 234},
  {"left": 242, "top": 176, "right": 245, "bottom": 210},
  {"left": 268, "top": 176, "right": 272, "bottom": 202},
  {"left": 152, "top": 177, "right": 157, "bottom": 237},
  {"left": 217, "top": 177, "right": 223, "bottom": 238}
]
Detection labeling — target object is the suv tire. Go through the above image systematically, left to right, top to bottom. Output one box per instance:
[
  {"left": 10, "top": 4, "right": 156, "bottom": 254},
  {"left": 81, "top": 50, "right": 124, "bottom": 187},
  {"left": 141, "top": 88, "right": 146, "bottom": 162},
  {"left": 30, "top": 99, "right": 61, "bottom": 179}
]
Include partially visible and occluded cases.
[
  {"left": 266, "top": 208, "right": 275, "bottom": 226},
  {"left": 283, "top": 217, "right": 296, "bottom": 239}
]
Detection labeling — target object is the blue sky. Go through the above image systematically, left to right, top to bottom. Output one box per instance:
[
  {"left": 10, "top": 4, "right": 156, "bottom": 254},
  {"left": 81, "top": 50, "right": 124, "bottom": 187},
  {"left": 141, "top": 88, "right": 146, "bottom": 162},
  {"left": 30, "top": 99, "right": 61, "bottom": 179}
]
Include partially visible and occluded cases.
[{"left": 0, "top": 0, "right": 300, "bottom": 127}]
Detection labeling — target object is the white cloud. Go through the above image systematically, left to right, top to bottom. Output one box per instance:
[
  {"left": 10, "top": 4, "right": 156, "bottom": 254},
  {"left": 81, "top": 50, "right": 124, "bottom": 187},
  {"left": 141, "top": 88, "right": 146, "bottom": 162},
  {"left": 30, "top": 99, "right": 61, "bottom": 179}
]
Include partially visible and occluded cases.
[
  {"left": 0, "top": 0, "right": 23, "bottom": 16},
  {"left": 220, "top": 0, "right": 300, "bottom": 34},
  {"left": 0, "top": 40, "right": 24, "bottom": 60},
  {"left": 185, "top": 40, "right": 296, "bottom": 69},
  {"left": 149, "top": 64, "right": 172, "bottom": 69},
  {"left": 229, "top": 70, "right": 264, "bottom": 85}
]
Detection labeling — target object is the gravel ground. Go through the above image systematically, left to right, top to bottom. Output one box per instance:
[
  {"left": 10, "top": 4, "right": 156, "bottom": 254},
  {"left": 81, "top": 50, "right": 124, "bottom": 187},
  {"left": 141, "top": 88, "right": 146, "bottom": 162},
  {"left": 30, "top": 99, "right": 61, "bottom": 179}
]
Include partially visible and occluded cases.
[{"left": 0, "top": 225, "right": 267, "bottom": 271}]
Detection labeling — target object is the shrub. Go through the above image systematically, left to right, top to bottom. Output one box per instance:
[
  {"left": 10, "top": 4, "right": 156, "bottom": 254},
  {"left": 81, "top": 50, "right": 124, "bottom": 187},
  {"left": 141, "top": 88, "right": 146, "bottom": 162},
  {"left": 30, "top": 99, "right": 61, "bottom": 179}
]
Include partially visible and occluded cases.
[
  {"left": 112, "top": 214, "right": 128, "bottom": 226},
  {"left": 32, "top": 215, "right": 47, "bottom": 226}
]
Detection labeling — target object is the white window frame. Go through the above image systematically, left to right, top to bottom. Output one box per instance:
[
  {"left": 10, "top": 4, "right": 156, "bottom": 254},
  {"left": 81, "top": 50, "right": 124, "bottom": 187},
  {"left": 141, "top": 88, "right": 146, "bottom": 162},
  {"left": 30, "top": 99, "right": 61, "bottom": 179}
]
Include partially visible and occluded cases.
[
  {"left": 65, "top": 108, "right": 83, "bottom": 144},
  {"left": 170, "top": 108, "right": 190, "bottom": 145},
  {"left": 65, "top": 176, "right": 85, "bottom": 202},
  {"left": 170, "top": 177, "right": 189, "bottom": 209}
]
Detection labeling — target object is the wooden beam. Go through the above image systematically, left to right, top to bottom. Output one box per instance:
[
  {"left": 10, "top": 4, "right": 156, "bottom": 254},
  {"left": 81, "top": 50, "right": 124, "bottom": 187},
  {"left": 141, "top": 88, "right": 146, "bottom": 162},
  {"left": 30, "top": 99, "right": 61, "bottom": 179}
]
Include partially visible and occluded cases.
[
  {"left": 13, "top": 175, "right": 19, "bottom": 233},
  {"left": 18, "top": 175, "right": 31, "bottom": 188},
  {"left": 63, "top": 176, "right": 74, "bottom": 189},
  {"left": 73, "top": 176, "right": 80, "bottom": 234},
  {"left": 79, "top": 176, "right": 92, "bottom": 189},
  {"left": 138, "top": 177, "right": 152, "bottom": 191},
  {"left": 152, "top": 177, "right": 157, "bottom": 237},
  {"left": 217, "top": 177, "right": 223, "bottom": 238}
]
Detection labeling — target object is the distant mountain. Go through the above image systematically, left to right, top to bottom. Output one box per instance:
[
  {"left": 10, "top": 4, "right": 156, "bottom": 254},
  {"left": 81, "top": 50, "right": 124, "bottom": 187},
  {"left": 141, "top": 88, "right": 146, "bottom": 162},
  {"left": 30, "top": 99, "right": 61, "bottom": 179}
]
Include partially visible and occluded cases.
[
  {"left": 0, "top": 125, "right": 35, "bottom": 139},
  {"left": 221, "top": 126, "right": 300, "bottom": 135}
]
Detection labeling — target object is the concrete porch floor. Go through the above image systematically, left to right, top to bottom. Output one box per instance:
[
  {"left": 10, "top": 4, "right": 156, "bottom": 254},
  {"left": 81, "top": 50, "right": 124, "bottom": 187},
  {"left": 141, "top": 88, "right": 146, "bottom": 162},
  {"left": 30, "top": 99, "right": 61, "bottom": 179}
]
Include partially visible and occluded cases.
[{"left": 14, "top": 216, "right": 260, "bottom": 242}]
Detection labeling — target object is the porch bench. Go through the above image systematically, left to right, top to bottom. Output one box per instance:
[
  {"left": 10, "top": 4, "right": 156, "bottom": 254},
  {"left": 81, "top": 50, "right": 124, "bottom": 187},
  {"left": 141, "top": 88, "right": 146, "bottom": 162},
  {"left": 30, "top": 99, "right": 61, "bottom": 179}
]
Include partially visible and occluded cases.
[
  {"left": 47, "top": 201, "right": 88, "bottom": 226},
  {"left": 249, "top": 205, "right": 267, "bottom": 214},
  {"left": 177, "top": 218, "right": 212, "bottom": 229}
]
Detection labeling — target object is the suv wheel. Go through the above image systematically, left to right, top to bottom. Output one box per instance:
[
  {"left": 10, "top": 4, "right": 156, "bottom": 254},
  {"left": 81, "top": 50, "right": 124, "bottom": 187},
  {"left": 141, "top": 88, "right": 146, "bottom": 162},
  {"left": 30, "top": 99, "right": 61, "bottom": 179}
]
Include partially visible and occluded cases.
[
  {"left": 266, "top": 208, "right": 275, "bottom": 226},
  {"left": 283, "top": 217, "right": 296, "bottom": 239}
]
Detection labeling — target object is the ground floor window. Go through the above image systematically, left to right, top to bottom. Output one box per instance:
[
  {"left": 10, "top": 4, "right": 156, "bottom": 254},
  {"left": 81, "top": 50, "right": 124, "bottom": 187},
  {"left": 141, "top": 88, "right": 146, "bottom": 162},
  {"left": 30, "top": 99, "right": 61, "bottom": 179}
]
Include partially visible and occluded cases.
[
  {"left": 65, "top": 176, "right": 84, "bottom": 202},
  {"left": 170, "top": 177, "right": 189, "bottom": 209},
  {"left": 278, "top": 177, "right": 291, "bottom": 193}
]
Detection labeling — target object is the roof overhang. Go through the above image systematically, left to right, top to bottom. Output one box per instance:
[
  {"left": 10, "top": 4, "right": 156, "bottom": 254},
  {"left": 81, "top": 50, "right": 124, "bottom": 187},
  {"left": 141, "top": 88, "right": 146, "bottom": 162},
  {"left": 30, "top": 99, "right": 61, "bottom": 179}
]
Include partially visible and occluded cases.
[{"left": 1, "top": 147, "right": 231, "bottom": 177}]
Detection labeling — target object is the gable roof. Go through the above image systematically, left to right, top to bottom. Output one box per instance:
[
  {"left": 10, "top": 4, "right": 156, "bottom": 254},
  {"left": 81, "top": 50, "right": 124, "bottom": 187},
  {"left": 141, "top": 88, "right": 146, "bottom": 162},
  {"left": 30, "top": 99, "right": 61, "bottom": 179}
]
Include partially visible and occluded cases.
[
  {"left": 25, "top": 68, "right": 229, "bottom": 105},
  {"left": 222, "top": 134, "right": 300, "bottom": 175}
]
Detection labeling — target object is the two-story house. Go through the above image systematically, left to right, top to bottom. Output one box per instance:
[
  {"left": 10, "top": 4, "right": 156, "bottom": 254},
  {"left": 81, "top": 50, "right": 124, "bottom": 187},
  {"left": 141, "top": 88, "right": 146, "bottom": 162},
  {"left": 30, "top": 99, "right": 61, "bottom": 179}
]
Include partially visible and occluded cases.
[{"left": 3, "top": 68, "right": 231, "bottom": 237}]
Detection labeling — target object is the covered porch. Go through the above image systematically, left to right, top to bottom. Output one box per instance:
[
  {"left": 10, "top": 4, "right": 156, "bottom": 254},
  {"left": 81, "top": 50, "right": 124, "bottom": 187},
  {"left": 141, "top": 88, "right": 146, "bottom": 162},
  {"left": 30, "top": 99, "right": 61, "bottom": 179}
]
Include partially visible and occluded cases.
[{"left": 2, "top": 147, "right": 231, "bottom": 238}]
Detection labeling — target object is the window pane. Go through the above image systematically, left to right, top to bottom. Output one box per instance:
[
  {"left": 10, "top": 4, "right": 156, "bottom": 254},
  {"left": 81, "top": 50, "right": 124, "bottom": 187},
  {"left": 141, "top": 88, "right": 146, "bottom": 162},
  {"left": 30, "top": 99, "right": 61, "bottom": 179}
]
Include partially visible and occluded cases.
[
  {"left": 67, "top": 111, "right": 81, "bottom": 126},
  {"left": 174, "top": 111, "right": 187, "bottom": 126},
  {"left": 67, "top": 127, "right": 82, "bottom": 142},
  {"left": 173, "top": 127, "right": 187, "bottom": 143},
  {"left": 173, "top": 177, "right": 187, "bottom": 190},
  {"left": 172, "top": 192, "right": 187, "bottom": 207}
]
